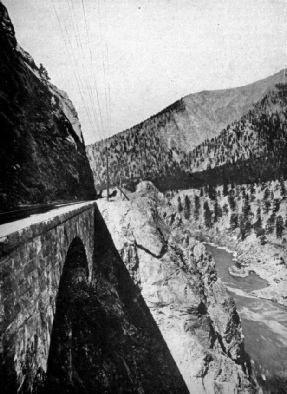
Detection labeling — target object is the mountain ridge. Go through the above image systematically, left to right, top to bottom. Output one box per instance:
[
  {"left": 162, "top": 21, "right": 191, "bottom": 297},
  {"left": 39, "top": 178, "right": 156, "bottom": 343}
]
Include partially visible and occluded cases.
[
  {"left": 89, "top": 68, "right": 286, "bottom": 151},
  {"left": 86, "top": 69, "right": 287, "bottom": 192}
]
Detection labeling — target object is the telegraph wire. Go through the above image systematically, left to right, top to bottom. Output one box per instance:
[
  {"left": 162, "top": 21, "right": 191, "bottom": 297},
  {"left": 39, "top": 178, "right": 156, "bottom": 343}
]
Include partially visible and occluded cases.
[
  {"left": 50, "top": 0, "right": 95, "bottom": 132},
  {"left": 50, "top": 0, "right": 113, "bottom": 196},
  {"left": 65, "top": 0, "right": 103, "bottom": 139},
  {"left": 82, "top": 0, "right": 107, "bottom": 141},
  {"left": 97, "top": 0, "right": 110, "bottom": 139},
  {"left": 103, "top": 0, "right": 112, "bottom": 139}
]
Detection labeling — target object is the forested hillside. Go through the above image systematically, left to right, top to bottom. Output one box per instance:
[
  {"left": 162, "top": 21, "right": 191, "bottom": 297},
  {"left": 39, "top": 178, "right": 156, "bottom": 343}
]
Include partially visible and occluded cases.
[
  {"left": 87, "top": 77, "right": 287, "bottom": 192},
  {"left": 169, "top": 178, "right": 287, "bottom": 245}
]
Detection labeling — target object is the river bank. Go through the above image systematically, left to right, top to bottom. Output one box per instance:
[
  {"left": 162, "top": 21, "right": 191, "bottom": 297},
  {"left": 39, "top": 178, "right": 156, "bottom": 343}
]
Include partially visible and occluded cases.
[
  {"left": 96, "top": 183, "right": 258, "bottom": 393},
  {"left": 167, "top": 185, "right": 287, "bottom": 309},
  {"left": 193, "top": 230, "right": 287, "bottom": 308},
  {"left": 206, "top": 244, "right": 287, "bottom": 394}
]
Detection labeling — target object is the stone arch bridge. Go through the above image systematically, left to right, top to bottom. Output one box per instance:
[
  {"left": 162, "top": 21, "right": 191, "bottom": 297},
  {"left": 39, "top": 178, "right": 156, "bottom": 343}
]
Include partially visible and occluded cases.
[
  {"left": 0, "top": 202, "right": 188, "bottom": 393},
  {"left": 0, "top": 202, "right": 97, "bottom": 391}
]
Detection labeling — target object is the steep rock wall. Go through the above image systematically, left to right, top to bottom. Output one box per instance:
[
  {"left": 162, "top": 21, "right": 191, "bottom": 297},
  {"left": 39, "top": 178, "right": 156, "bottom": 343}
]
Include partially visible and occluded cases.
[
  {"left": 0, "top": 2, "right": 96, "bottom": 211},
  {"left": 97, "top": 182, "right": 258, "bottom": 393}
]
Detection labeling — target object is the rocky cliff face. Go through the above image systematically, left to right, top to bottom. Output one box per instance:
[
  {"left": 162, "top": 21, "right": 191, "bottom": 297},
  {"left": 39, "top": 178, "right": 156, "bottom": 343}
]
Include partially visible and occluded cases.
[
  {"left": 0, "top": 2, "right": 96, "bottom": 211},
  {"left": 86, "top": 71, "right": 286, "bottom": 191},
  {"left": 97, "top": 182, "right": 258, "bottom": 393}
]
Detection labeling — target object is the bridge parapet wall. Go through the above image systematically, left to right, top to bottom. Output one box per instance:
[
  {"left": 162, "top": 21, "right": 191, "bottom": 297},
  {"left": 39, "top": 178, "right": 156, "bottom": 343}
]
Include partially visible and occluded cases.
[{"left": 0, "top": 202, "right": 97, "bottom": 391}]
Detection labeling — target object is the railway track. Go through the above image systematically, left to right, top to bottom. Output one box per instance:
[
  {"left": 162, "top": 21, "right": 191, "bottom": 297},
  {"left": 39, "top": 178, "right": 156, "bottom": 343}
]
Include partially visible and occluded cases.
[{"left": 0, "top": 201, "right": 92, "bottom": 225}]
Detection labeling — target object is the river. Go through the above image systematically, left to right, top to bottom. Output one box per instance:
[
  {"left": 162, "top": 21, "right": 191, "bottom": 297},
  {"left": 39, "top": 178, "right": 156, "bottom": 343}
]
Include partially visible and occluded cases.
[{"left": 206, "top": 244, "right": 287, "bottom": 394}]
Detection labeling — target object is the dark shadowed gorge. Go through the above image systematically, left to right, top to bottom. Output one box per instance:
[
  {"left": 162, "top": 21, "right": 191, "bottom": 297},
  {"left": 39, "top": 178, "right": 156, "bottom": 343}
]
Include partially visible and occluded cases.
[{"left": 42, "top": 213, "right": 189, "bottom": 394}]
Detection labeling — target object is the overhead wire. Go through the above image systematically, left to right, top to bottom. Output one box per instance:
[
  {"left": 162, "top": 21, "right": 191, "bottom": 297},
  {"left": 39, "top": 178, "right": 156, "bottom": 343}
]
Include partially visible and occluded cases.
[
  {"left": 50, "top": 0, "right": 95, "bottom": 132},
  {"left": 51, "top": 0, "right": 113, "bottom": 194},
  {"left": 51, "top": 0, "right": 109, "bottom": 143},
  {"left": 65, "top": 0, "right": 103, "bottom": 140},
  {"left": 79, "top": 0, "right": 112, "bottom": 194},
  {"left": 80, "top": 0, "right": 107, "bottom": 141},
  {"left": 97, "top": 0, "right": 110, "bottom": 139},
  {"left": 97, "top": 0, "right": 113, "bottom": 192},
  {"left": 103, "top": 0, "right": 112, "bottom": 139}
]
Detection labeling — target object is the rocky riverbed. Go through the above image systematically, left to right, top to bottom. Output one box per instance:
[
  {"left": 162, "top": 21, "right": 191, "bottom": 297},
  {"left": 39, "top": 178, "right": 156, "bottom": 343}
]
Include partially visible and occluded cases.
[
  {"left": 197, "top": 232, "right": 287, "bottom": 308},
  {"left": 206, "top": 244, "right": 287, "bottom": 394}
]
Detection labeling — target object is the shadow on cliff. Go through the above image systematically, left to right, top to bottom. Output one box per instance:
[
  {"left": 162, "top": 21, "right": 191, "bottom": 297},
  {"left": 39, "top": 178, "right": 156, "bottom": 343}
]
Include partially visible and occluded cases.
[
  {"left": 0, "top": 2, "right": 97, "bottom": 212},
  {"left": 42, "top": 206, "right": 188, "bottom": 393}
]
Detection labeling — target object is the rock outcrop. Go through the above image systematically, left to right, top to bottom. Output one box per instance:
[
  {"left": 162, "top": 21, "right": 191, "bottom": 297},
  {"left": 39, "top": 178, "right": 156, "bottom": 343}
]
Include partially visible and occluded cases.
[
  {"left": 0, "top": 2, "right": 96, "bottom": 211},
  {"left": 97, "top": 182, "right": 258, "bottom": 393}
]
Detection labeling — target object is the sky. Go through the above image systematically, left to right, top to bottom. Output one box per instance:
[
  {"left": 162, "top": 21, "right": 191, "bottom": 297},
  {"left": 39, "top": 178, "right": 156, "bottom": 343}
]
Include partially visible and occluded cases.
[{"left": 3, "top": 0, "right": 287, "bottom": 145}]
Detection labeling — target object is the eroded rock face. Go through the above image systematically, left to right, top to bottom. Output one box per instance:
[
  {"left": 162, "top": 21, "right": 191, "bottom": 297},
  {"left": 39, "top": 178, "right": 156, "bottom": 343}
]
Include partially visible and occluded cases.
[
  {"left": 0, "top": 2, "right": 96, "bottom": 211},
  {"left": 97, "top": 182, "right": 258, "bottom": 393}
]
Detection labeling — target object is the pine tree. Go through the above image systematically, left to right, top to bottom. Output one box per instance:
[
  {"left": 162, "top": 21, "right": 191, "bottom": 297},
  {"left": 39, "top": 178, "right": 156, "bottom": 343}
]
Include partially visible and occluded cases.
[
  {"left": 39, "top": 63, "right": 50, "bottom": 80},
  {"left": 280, "top": 179, "right": 286, "bottom": 198},
  {"left": 250, "top": 183, "right": 256, "bottom": 202},
  {"left": 208, "top": 184, "right": 216, "bottom": 201},
  {"left": 241, "top": 186, "right": 246, "bottom": 199},
  {"left": 263, "top": 187, "right": 270, "bottom": 201},
  {"left": 263, "top": 187, "right": 272, "bottom": 214},
  {"left": 228, "top": 189, "right": 236, "bottom": 211},
  {"left": 242, "top": 194, "right": 251, "bottom": 219},
  {"left": 184, "top": 195, "right": 191, "bottom": 219},
  {"left": 194, "top": 195, "right": 200, "bottom": 220},
  {"left": 177, "top": 196, "right": 183, "bottom": 213},
  {"left": 214, "top": 199, "right": 222, "bottom": 223},
  {"left": 273, "top": 199, "right": 280, "bottom": 213},
  {"left": 203, "top": 201, "right": 212, "bottom": 228},
  {"left": 223, "top": 203, "right": 229, "bottom": 216},
  {"left": 253, "top": 207, "right": 264, "bottom": 237},
  {"left": 230, "top": 213, "right": 239, "bottom": 230},
  {"left": 266, "top": 213, "right": 276, "bottom": 234},
  {"left": 239, "top": 215, "right": 252, "bottom": 240},
  {"left": 276, "top": 215, "right": 284, "bottom": 238}
]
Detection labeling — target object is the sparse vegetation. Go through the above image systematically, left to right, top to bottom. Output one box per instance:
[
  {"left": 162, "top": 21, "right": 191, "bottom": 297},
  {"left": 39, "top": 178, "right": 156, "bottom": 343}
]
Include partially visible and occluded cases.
[{"left": 172, "top": 178, "right": 287, "bottom": 243}]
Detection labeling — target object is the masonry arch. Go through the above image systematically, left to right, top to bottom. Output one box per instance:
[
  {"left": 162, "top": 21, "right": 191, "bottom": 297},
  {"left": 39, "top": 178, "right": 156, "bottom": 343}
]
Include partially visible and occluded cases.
[{"left": 45, "top": 237, "right": 90, "bottom": 392}]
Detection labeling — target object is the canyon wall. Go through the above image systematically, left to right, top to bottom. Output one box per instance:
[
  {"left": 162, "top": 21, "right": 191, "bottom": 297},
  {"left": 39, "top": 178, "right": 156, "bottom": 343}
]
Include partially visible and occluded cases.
[
  {"left": 0, "top": 2, "right": 96, "bottom": 212},
  {"left": 97, "top": 182, "right": 258, "bottom": 393}
]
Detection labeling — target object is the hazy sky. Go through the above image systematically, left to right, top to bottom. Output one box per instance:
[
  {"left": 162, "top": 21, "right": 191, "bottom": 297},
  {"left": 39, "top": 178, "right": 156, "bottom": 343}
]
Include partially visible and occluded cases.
[{"left": 3, "top": 0, "right": 287, "bottom": 145}]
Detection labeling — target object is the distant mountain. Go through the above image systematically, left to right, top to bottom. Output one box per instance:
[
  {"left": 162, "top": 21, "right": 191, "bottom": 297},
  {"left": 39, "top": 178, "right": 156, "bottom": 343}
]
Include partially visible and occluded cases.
[
  {"left": 0, "top": 2, "right": 96, "bottom": 211},
  {"left": 87, "top": 70, "right": 287, "bottom": 191},
  {"left": 179, "top": 70, "right": 287, "bottom": 151}
]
